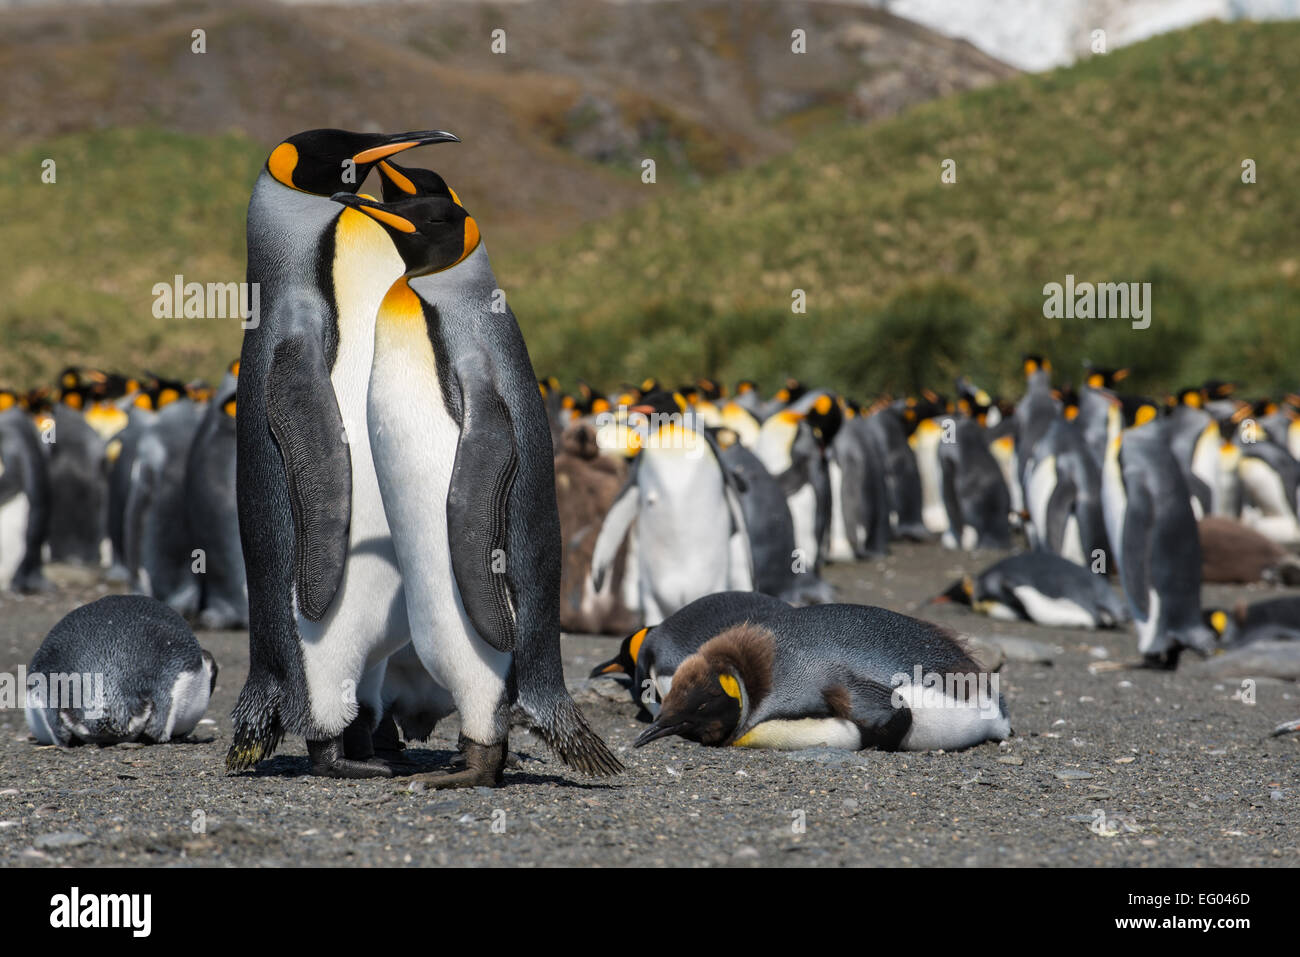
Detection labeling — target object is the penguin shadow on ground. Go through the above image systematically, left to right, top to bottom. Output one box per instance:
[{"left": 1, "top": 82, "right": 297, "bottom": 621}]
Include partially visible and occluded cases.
[{"left": 234, "top": 746, "right": 617, "bottom": 789}]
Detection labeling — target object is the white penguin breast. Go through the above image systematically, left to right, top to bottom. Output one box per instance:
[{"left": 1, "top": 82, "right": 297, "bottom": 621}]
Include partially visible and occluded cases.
[
  {"left": 0, "top": 491, "right": 30, "bottom": 585},
  {"left": 1010, "top": 585, "right": 1097, "bottom": 629},
  {"left": 162, "top": 664, "right": 212, "bottom": 740}
]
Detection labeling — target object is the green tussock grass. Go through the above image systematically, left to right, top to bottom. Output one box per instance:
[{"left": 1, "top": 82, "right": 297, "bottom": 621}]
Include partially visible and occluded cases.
[
  {"left": 500, "top": 20, "right": 1300, "bottom": 400},
  {"left": 3, "top": 21, "right": 1298, "bottom": 402},
  {"left": 0, "top": 128, "right": 264, "bottom": 388}
]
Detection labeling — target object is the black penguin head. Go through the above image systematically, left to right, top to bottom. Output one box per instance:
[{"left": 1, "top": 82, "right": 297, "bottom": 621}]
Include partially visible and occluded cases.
[
  {"left": 265, "top": 128, "right": 460, "bottom": 196},
  {"left": 373, "top": 157, "right": 460, "bottom": 204},
  {"left": 330, "top": 191, "right": 480, "bottom": 277},
  {"left": 1084, "top": 365, "right": 1129, "bottom": 390},
  {"left": 934, "top": 575, "right": 975, "bottom": 607},
  {"left": 589, "top": 626, "right": 651, "bottom": 681},
  {"left": 633, "top": 656, "right": 744, "bottom": 748}
]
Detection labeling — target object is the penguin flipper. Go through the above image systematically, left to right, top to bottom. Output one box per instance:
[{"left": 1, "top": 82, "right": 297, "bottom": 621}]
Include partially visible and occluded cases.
[
  {"left": 265, "top": 337, "right": 352, "bottom": 622},
  {"left": 447, "top": 379, "right": 519, "bottom": 654},
  {"left": 591, "top": 466, "right": 639, "bottom": 592},
  {"left": 1044, "top": 475, "right": 1078, "bottom": 556},
  {"left": 1119, "top": 481, "right": 1154, "bottom": 620},
  {"left": 837, "top": 676, "right": 914, "bottom": 750}
]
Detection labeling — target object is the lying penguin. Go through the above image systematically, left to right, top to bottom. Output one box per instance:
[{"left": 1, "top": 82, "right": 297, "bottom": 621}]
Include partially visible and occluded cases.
[
  {"left": 1198, "top": 516, "right": 1300, "bottom": 585},
  {"left": 936, "top": 551, "right": 1127, "bottom": 629},
  {"left": 590, "top": 591, "right": 790, "bottom": 718},
  {"left": 26, "top": 595, "right": 217, "bottom": 746},
  {"left": 1204, "top": 595, "right": 1300, "bottom": 648},
  {"left": 633, "top": 603, "right": 1010, "bottom": 752}
]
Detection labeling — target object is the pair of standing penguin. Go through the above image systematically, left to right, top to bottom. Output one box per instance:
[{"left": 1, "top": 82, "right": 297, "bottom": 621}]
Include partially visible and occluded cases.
[{"left": 226, "top": 129, "right": 619, "bottom": 786}]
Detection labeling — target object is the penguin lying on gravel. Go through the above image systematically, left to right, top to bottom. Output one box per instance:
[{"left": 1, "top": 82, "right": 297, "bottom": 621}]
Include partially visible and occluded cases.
[
  {"left": 1198, "top": 516, "right": 1300, "bottom": 584},
  {"left": 935, "top": 551, "right": 1128, "bottom": 629},
  {"left": 590, "top": 591, "right": 790, "bottom": 718},
  {"left": 25, "top": 595, "right": 217, "bottom": 746},
  {"left": 1204, "top": 595, "right": 1300, "bottom": 648},
  {"left": 634, "top": 603, "right": 1010, "bottom": 752}
]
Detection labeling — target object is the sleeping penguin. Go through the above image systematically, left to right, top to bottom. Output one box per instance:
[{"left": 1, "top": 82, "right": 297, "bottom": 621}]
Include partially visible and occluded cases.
[
  {"left": 936, "top": 551, "right": 1128, "bottom": 630},
  {"left": 590, "top": 591, "right": 790, "bottom": 718},
  {"left": 25, "top": 595, "right": 217, "bottom": 746},
  {"left": 634, "top": 603, "right": 1011, "bottom": 753}
]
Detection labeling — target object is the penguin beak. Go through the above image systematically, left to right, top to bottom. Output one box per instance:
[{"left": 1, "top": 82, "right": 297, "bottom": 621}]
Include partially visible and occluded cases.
[
  {"left": 351, "top": 130, "right": 460, "bottom": 165},
  {"left": 329, "top": 193, "right": 419, "bottom": 233},
  {"left": 633, "top": 721, "right": 685, "bottom": 748}
]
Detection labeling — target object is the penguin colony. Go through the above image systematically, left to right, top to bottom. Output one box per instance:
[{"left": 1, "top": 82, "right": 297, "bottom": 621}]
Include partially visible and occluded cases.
[{"left": 8, "top": 133, "right": 1300, "bottom": 779}]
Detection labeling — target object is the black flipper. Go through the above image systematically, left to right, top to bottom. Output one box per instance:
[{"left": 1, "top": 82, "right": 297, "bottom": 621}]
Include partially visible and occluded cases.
[
  {"left": 264, "top": 336, "right": 352, "bottom": 622},
  {"left": 448, "top": 375, "right": 519, "bottom": 654},
  {"left": 1044, "top": 475, "right": 1076, "bottom": 554},
  {"left": 1119, "top": 479, "right": 1154, "bottom": 623},
  {"left": 837, "top": 675, "right": 914, "bottom": 751}
]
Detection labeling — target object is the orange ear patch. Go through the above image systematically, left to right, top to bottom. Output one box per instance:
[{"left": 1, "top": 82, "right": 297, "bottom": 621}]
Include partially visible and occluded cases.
[{"left": 268, "top": 142, "right": 298, "bottom": 188}]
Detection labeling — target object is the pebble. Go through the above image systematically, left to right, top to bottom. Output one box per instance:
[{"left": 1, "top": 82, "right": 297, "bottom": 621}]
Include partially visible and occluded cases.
[
  {"left": 997, "top": 755, "right": 1023, "bottom": 766},
  {"left": 1054, "top": 769, "right": 1094, "bottom": 780},
  {"left": 33, "top": 830, "right": 90, "bottom": 849}
]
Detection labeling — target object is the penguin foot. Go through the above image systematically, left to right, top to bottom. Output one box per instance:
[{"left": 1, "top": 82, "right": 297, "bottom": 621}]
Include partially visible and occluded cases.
[
  {"left": 307, "top": 737, "right": 394, "bottom": 779},
  {"left": 409, "top": 740, "right": 506, "bottom": 789}
]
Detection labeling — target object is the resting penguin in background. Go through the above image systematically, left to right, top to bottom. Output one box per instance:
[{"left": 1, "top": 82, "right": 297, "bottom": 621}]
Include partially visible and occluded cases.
[
  {"left": 330, "top": 165, "right": 621, "bottom": 786},
  {"left": 184, "top": 360, "right": 247, "bottom": 629},
  {"left": 45, "top": 385, "right": 109, "bottom": 566},
  {"left": 1100, "top": 393, "right": 1216, "bottom": 665},
  {"left": 592, "top": 394, "right": 753, "bottom": 625},
  {"left": 125, "top": 397, "right": 205, "bottom": 616},
  {"left": 869, "top": 405, "right": 930, "bottom": 541},
  {"left": 0, "top": 406, "right": 51, "bottom": 592},
  {"left": 753, "top": 406, "right": 830, "bottom": 571},
  {"left": 827, "top": 412, "right": 891, "bottom": 560},
  {"left": 935, "top": 414, "right": 1011, "bottom": 551},
  {"left": 1022, "top": 417, "right": 1109, "bottom": 566},
  {"left": 553, "top": 420, "right": 640, "bottom": 635},
  {"left": 715, "top": 428, "right": 834, "bottom": 605},
  {"left": 1198, "top": 516, "right": 1300, "bottom": 584},
  {"left": 935, "top": 551, "right": 1127, "bottom": 629},
  {"left": 590, "top": 591, "right": 790, "bottom": 719},
  {"left": 26, "top": 595, "right": 217, "bottom": 746},
  {"left": 1203, "top": 596, "right": 1300, "bottom": 648},
  {"left": 635, "top": 603, "right": 1011, "bottom": 753}
]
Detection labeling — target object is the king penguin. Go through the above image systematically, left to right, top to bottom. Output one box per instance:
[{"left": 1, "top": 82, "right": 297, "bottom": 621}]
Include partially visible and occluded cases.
[
  {"left": 227, "top": 128, "right": 465, "bottom": 779},
  {"left": 329, "top": 169, "right": 622, "bottom": 786},
  {"left": 184, "top": 360, "right": 247, "bottom": 629},
  {"left": 1099, "top": 392, "right": 1216, "bottom": 665},
  {"left": 0, "top": 405, "right": 51, "bottom": 592},
  {"left": 936, "top": 551, "right": 1127, "bottom": 629},
  {"left": 590, "top": 590, "right": 790, "bottom": 718},
  {"left": 26, "top": 595, "right": 217, "bottom": 746},
  {"left": 634, "top": 603, "right": 1010, "bottom": 752}
]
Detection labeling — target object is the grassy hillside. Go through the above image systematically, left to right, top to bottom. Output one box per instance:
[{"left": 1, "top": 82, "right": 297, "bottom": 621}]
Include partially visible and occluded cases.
[
  {"left": 0, "top": 0, "right": 1013, "bottom": 389},
  {"left": 2, "top": 19, "right": 1297, "bottom": 400},
  {"left": 504, "top": 20, "right": 1300, "bottom": 399},
  {"left": 1, "top": 128, "right": 263, "bottom": 385}
]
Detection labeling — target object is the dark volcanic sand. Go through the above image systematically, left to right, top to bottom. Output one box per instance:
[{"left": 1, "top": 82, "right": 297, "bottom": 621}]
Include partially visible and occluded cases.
[{"left": 1, "top": 545, "right": 1296, "bottom": 868}]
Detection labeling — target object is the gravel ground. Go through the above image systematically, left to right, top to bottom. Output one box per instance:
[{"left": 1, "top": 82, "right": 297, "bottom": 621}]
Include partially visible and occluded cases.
[{"left": 1, "top": 544, "right": 1296, "bottom": 868}]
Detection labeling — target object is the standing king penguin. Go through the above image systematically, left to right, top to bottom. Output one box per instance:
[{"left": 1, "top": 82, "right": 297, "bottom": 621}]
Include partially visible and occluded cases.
[
  {"left": 227, "top": 129, "right": 466, "bottom": 778},
  {"left": 330, "top": 164, "right": 621, "bottom": 786}
]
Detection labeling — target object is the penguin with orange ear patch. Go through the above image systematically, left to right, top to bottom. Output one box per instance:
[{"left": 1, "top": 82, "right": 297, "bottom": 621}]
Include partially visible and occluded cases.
[
  {"left": 228, "top": 128, "right": 464, "bottom": 780},
  {"left": 329, "top": 167, "right": 622, "bottom": 787},
  {"left": 184, "top": 359, "right": 246, "bottom": 629},
  {"left": 590, "top": 591, "right": 789, "bottom": 719},
  {"left": 634, "top": 603, "right": 1010, "bottom": 753}
]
